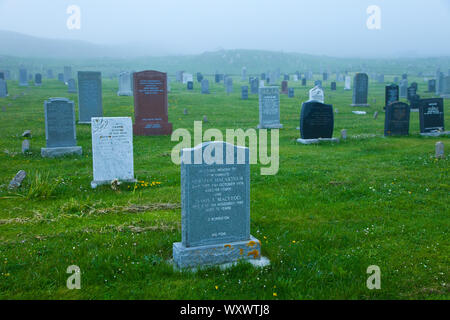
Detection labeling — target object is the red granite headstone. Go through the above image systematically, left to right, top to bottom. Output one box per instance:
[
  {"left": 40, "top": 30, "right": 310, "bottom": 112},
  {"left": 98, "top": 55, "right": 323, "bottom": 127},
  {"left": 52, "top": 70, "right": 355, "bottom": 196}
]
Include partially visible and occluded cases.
[
  {"left": 133, "top": 70, "right": 172, "bottom": 135},
  {"left": 281, "top": 81, "right": 288, "bottom": 94}
]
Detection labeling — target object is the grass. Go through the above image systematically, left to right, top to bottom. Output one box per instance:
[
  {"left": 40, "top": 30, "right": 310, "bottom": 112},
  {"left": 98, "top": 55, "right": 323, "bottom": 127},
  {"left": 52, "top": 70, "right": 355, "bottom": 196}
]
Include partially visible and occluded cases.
[{"left": 0, "top": 74, "right": 448, "bottom": 300}]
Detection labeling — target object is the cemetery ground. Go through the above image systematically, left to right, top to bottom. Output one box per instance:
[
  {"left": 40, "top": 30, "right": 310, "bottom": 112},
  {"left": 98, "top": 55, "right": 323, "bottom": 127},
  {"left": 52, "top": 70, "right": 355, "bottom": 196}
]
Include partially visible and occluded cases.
[{"left": 0, "top": 76, "right": 448, "bottom": 300}]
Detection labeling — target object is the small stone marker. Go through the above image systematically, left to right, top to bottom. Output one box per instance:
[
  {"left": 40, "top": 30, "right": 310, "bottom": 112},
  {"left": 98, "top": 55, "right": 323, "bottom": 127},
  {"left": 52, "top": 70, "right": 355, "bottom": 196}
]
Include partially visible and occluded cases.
[
  {"left": 34, "top": 73, "right": 42, "bottom": 86},
  {"left": 226, "top": 77, "right": 233, "bottom": 94},
  {"left": 187, "top": 81, "right": 194, "bottom": 91},
  {"left": 331, "top": 82, "right": 337, "bottom": 91},
  {"left": 258, "top": 87, "right": 283, "bottom": 129},
  {"left": 288, "top": 88, "right": 294, "bottom": 98},
  {"left": 183, "top": 108, "right": 188, "bottom": 115},
  {"left": 373, "top": 111, "right": 379, "bottom": 119},
  {"left": 203, "top": 115, "right": 208, "bottom": 123},
  {"left": 91, "top": 117, "right": 135, "bottom": 188},
  {"left": 341, "top": 129, "right": 347, "bottom": 140},
  {"left": 22, "top": 139, "right": 30, "bottom": 153},
  {"left": 173, "top": 141, "right": 263, "bottom": 269},
  {"left": 435, "top": 142, "right": 444, "bottom": 159},
  {"left": 8, "top": 170, "right": 26, "bottom": 190}
]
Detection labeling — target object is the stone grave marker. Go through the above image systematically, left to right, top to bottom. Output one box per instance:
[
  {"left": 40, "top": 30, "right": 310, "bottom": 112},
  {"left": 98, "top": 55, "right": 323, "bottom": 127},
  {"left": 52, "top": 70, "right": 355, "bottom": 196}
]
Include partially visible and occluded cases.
[
  {"left": 64, "top": 66, "right": 72, "bottom": 84},
  {"left": 19, "top": 68, "right": 28, "bottom": 87},
  {"left": 78, "top": 71, "right": 103, "bottom": 124},
  {"left": 117, "top": 71, "right": 133, "bottom": 96},
  {"left": 34, "top": 73, "right": 42, "bottom": 86},
  {"left": 351, "top": 73, "right": 369, "bottom": 106},
  {"left": 344, "top": 76, "right": 351, "bottom": 90},
  {"left": 67, "top": 78, "right": 77, "bottom": 93},
  {"left": 0, "top": 79, "right": 8, "bottom": 97},
  {"left": 201, "top": 79, "right": 209, "bottom": 94},
  {"left": 399, "top": 79, "right": 408, "bottom": 99},
  {"left": 187, "top": 81, "right": 194, "bottom": 91},
  {"left": 281, "top": 81, "right": 288, "bottom": 94},
  {"left": 385, "top": 84, "right": 399, "bottom": 107},
  {"left": 241, "top": 86, "right": 248, "bottom": 100},
  {"left": 309, "top": 86, "right": 324, "bottom": 103},
  {"left": 257, "top": 87, "right": 283, "bottom": 129},
  {"left": 288, "top": 88, "right": 294, "bottom": 98},
  {"left": 419, "top": 98, "right": 447, "bottom": 135},
  {"left": 298, "top": 100, "right": 336, "bottom": 144},
  {"left": 384, "top": 102, "right": 410, "bottom": 136}
]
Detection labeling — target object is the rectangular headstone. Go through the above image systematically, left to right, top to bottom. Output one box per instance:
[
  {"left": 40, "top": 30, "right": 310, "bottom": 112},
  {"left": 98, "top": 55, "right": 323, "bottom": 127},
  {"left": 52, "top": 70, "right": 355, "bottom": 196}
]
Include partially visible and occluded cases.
[
  {"left": 64, "top": 66, "right": 72, "bottom": 84},
  {"left": 19, "top": 68, "right": 28, "bottom": 87},
  {"left": 78, "top": 71, "right": 103, "bottom": 123},
  {"left": 117, "top": 71, "right": 133, "bottom": 96},
  {"left": 351, "top": 73, "right": 369, "bottom": 106},
  {"left": 0, "top": 79, "right": 8, "bottom": 97},
  {"left": 201, "top": 79, "right": 209, "bottom": 94},
  {"left": 281, "top": 81, "right": 288, "bottom": 94},
  {"left": 385, "top": 84, "right": 399, "bottom": 106},
  {"left": 241, "top": 86, "right": 248, "bottom": 100},
  {"left": 258, "top": 87, "right": 283, "bottom": 129},
  {"left": 288, "top": 88, "right": 294, "bottom": 98},
  {"left": 419, "top": 98, "right": 445, "bottom": 133},
  {"left": 300, "top": 101, "right": 334, "bottom": 139},
  {"left": 384, "top": 102, "right": 410, "bottom": 136},
  {"left": 91, "top": 117, "right": 135, "bottom": 188}
]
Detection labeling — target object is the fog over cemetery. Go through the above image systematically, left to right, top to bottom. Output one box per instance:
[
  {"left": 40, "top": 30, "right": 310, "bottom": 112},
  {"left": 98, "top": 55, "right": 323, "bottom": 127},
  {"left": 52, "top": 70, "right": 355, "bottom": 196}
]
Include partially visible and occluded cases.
[{"left": 0, "top": 0, "right": 449, "bottom": 300}]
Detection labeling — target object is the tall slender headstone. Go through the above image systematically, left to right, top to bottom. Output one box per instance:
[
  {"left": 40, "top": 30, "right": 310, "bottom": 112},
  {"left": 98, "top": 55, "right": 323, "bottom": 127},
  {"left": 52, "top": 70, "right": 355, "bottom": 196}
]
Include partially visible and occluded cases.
[
  {"left": 63, "top": 66, "right": 72, "bottom": 84},
  {"left": 241, "top": 67, "right": 247, "bottom": 81},
  {"left": 19, "top": 68, "right": 28, "bottom": 87},
  {"left": 47, "top": 69, "right": 54, "bottom": 79},
  {"left": 133, "top": 70, "right": 172, "bottom": 135},
  {"left": 78, "top": 71, "right": 103, "bottom": 124},
  {"left": 117, "top": 71, "right": 133, "bottom": 96},
  {"left": 34, "top": 73, "right": 42, "bottom": 86},
  {"left": 351, "top": 73, "right": 369, "bottom": 106},
  {"left": 344, "top": 76, "right": 351, "bottom": 90},
  {"left": 441, "top": 76, "right": 450, "bottom": 98},
  {"left": 226, "top": 77, "right": 233, "bottom": 94},
  {"left": 250, "top": 77, "right": 259, "bottom": 94},
  {"left": 67, "top": 78, "right": 77, "bottom": 93},
  {"left": 0, "top": 79, "right": 8, "bottom": 97},
  {"left": 201, "top": 79, "right": 209, "bottom": 94},
  {"left": 399, "top": 79, "right": 408, "bottom": 99},
  {"left": 428, "top": 79, "right": 436, "bottom": 93},
  {"left": 281, "top": 81, "right": 288, "bottom": 94},
  {"left": 331, "top": 82, "right": 337, "bottom": 91},
  {"left": 241, "top": 86, "right": 248, "bottom": 100},
  {"left": 258, "top": 87, "right": 283, "bottom": 129},
  {"left": 288, "top": 88, "right": 295, "bottom": 98},
  {"left": 41, "top": 98, "right": 82, "bottom": 158},
  {"left": 384, "top": 102, "right": 410, "bottom": 136},
  {"left": 91, "top": 117, "right": 135, "bottom": 188},
  {"left": 173, "top": 141, "right": 263, "bottom": 269}
]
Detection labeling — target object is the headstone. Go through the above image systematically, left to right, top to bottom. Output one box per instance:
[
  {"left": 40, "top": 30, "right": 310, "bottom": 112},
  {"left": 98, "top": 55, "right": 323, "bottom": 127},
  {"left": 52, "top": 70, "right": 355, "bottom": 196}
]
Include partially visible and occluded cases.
[
  {"left": 64, "top": 66, "right": 72, "bottom": 84},
  {"left": 241, "top": 67, "right": 247, "bottom": 81},
  {"left": 19, "top": 68, "right": 28, "bottom": 87},
  {"left": 47, "top": 69, "right": 54, "bottom": 79},
  {"left": 4, "top": 70, "right": 10, "bottom": 80},
  {"left": 133, "top": 70, "right": 172, "bottom": 135},
  {"left": 78, "top": 71, "right": 103, "bottom": 124},
  {"left": 117, "top": 71, "right": 133, "bottom": 96},
  {"left": 176, "top": 71, "right": 184, "bottom": 83},
  {"left": 0, "top": 72, "right": 4, "bottom": 80},
  {"left": 196, "top": 72, "right": 203, "bottom": 83},
  {"left": 323, "top": 72, "right": 328, "bottom": 81},
  {"left": 436, "top": 72, "right": 444, "bottom": 95},
  {"left": 34, "top": 73, "right": 42, "bottom": 86},
  {"left": 58, "top": 73, "right": 64, "bottom": 82},
  {"left": 182, "top": 73, "right": 193, "bottom": 84},
  {"left": 215, "top": 73, "right": 221, "bottom": 83},
  {"left": 260, "top": 73, "right": 266, "bottom": 81},
  {"left": 351, "top": 73, "right": 369, "bottom": 106},
  {"left": 402, "top": 73, "right": 408, "bottom": 80},
  {"left": 284, "top": 74, "right": 289, "bottom": 81},
  {"left": 292, "top": 74, "right": 298, "bottom": 82},
  {"left": 378, "top": 74, "right": 385, "bottom": 83},
  {"left": 344, "top": 76, "right": 351, "bottom": 90},
  {"left": 441, "top": 76, "right": 450, "bottom": 98},
  {"left": 226, "top": 77, "right": 233, "bottom": 94},
  {"left": 394, "top": 77, "right": 399, "bottom": 83},
  {"left": 67, "top": 78, "right": 77, "bottom": 93},
  {"left": 250, "top": 78, "right": 259, "bottom": 94},
  {"left": 302, "top": 78, "right": 307, "bottom": 86},
  {"left": 0, "top": 79, "right": 8, "bottom": 97},
  {"left": 201, "top": 79, "right": 209, "bottom": 94},
  {"left": 399, "top": 79, "right": 408, "bottom": 99},
  {"left": 428, "top": 79, "right": 436, "bottom": 93},
  {"left": 314, "top": 80, "right": 322, "bottom": 88},
  {"left": 187, "top": 81, "right": 194, "bottom": 91},
  {"left": 281, "top": 81, "right": 288, "bottom": 94},
  {"left": 331, "top": 82, "right": 336, "bottom": 91},
  {"left": 385, "top": 84, "right": 399, "bottom": 106},
  {"left": 407, "top": 85, "right": 417, "bottom": 102},
  {"left": 241, "top": 86, "right": 248, "bottom": 100},
  {"left": 309, "top": 86, "right": 324, "bottom": 103},
  {"left": 257, "top": 87, "right": 283, "bottom": 129},
  {"left": 288, "top": 88, "right": 294, "bottom": 98},
  {"left": 41, "top": 98, "right": 82, "bottom": 158},
  {"left": 419, "top": 98, "right": 445, "bottom": 134},
  {"left": 299, "top": 101, "right": 334, "bottom": 140},
  {"left": 384, "top": 102, "right": 410, "bottom": 136},
  {"left": 183, "top": 108, "right": 188, "bottom": 115},
  {"left": 373, "top": 111, "right": 379, "bottom": 119},
  {"left": 203, "top": 115, "right": 208, "bottom": 123},
  {"left": 91, "top": 117, "right": 135, "bottom": 188},
  {"left": 341, "top": 129, "right": 347, "bottom": 140},
  {"left": 22, "top": 130, "right": 32, "bottom": 138},
  {"left": 22, "top": 139, "right": 30, "bottom": 154},
  {"left": 173, "top": 141, "right": 263, "bottom": 269},
  {"left": 435, "top": 142, "right": 444, "bottom": 159},
  {"left": 8, "top": 170, "right": 26, "bottom": 190}
]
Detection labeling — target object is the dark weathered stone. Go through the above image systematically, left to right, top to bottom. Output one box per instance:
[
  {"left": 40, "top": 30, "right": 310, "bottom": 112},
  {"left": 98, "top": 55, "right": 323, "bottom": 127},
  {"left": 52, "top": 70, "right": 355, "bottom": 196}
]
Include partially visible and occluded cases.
[
  {"left": 300, "top": 101, "right": 334, "bottom": 139},
  {"left": 384, "top": 102, "right": 410, "bottom": 136}
]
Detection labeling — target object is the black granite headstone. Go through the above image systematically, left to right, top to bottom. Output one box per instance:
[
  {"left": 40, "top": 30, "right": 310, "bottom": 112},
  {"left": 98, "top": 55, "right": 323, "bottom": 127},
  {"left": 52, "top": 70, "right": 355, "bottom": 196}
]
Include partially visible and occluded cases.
[
  {"left": 302, "top": 78, "right": 306, "bottom": 86},
  {"left": 428, "top": 79, "right": 436, "bottom": 92},
  {"left": 187, "top": 81, "right": 193, "bottom": 90},
  {"left": 331, "top": 82, "right": 336, "bottom": 91},
  {"left": 385, "top": 84, "right": 399, "bottom": 106},
  {"left": 419, "top": 98, "right": 444, "bottom": 133},
  {"left": 300, "top": 101, "right": 334, "bottom": 139},
  {"left": 384, "top": 102, "right": 410, "bottom": 136}
]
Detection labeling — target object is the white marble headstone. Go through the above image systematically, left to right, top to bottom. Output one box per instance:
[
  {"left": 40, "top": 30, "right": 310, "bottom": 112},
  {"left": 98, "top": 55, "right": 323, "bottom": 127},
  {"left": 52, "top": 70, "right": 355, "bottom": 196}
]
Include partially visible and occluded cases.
[
  {"left": 344, "top": 76, "right": 352, "bottom": 90},
  {"left": 309, "top": 86, "right": 324, "bottom": 103},
  {"left": 91, "top": 117, "right": 135, "bottom": 188}
]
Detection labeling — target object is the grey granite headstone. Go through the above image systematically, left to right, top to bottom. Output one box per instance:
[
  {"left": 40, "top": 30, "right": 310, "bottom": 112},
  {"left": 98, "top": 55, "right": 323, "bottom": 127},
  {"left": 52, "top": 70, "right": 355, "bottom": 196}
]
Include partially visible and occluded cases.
[
  {"left": 63, "top": 66, "right": 72, "bottom": 84},
  {"left": 241, "top": 67, "right": 247, "bottom": 81},
  {"left": 19, "top": 68, "right": 28, "bottom": 87},
  {"left": 47, "top": 69, "right": 54, "bottom": 79},
  {"left": 78, "top": 71, "right": 103, "bottom": 124},
  {"left": 117, "top": 71, "right": 133, "bottom": 96},
  {"left": 34, "top": 73, "right": 42, "bottom": 86},
  {"left": 58, "top": 73, "right": 64, "bottom": 82},
  {"left": 351, "top": 73, "right": 369, "bottom": 107},
  {"left": 344, "top": 76, "right": 351, "bottom": 90},
  {"left": 441, "top": 76, "right": 450, "bottom": 98},
  {"left": 226, "top": 77, "right": 233, "bottom": 94},
  {"left": 250, "top": 77, "right": 259, "bottom": 94},
  {"left": 67, "top": 78, "right": 77, "bottom": 93},
  {"left": 0, "top": 79, "right": 8, "bottom": 97},
  {"left": 201, "top": 79, "right": 209, "bottom": 94},
  {"left": 399, "top": 79, "right": 408, "bottom": 99},
  {"left": 187, "top": 81, "right": 194, "bottom": 91},
  {"left": 241, "top": 86, "right": 248, "bottom": 100},
  {"left": 309, "top": 86, "right": 324, "bottom": 103},
  {"left": 258, "top": 87, "right": 283, "bottom": 129},
  {"left": 288, "top": 88, "right": 294, "bottom": 98},
  {"left": 41, "top": 98, "right": 82, "bottom": 158},
  {"left": 91, "top": 117, "right": 135, "bottom": 188},
  {"left": 22, "top": 139, "right": 30, "bottom": 154},
  {"left": 173, "top": 141, "right": 262, "bottom": 269},
  {"left": 435, "top": 142, "right": 444, "bottom": 159},
  {"left": 8, "top": 170, "right": 26, "bottom": 190}
]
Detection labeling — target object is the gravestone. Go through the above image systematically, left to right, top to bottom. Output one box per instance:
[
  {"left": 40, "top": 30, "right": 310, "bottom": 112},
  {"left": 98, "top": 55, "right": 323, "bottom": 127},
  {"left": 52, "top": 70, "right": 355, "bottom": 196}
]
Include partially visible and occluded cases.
[
  {"left": 64, "top": 66, "right": 72, "bottom": 84},
  {"left": 241, "top": 67, "right": 247, "bottom": 81},
  {"left": 19, "top": 68, "right": 28, "bottom": 87},
  {"left": 47, "top": 69, "right": 54, "bottom": 79},
  {"left": 133, "top": 70, "right": 172, "bottom": 135},
  {"left": 78, "top": 71, "right": 103, "bottom": 124},
  {"left": 117, "top": 71, "right": 133, "bottom": 96},
  {"left": 176, "top": 71, "right": 184, "bottom": 83},
  {"left": 0, "top": 72, "right": 4, "bottom": 80},
  {"left": 196, "top": 72, "right": 203, "bottom": 83},
  {"left": 436, "top": 72, "right": 444, "bottom": 95},
  {"left": 28, "top": 73, "right": 33, "bottom": 81},
  {"left": 34, "top": 73, "right": 42, "bottom": 86},
  {"left": 58, "top": 73, "right": 64, "bottom": 82},
  {"left": 182, "top": 73, "right": 193, "bottom": 84},
  {"left": 215, "top": 73, "right": 220, "bottom": 83},
  {"left": 260, "top": 73, "right": 266, "bottom": 81},
  {"left": 323, "top": 73, "right": 328, "bottom": 81},
  {"left": 351, "top": 73, "right": 369, "bottom": 106},
  {"left": 402, "top": 73, "right": 408, "bottom": 80},
  {"left": 284, "top": 74, "right": 289, "bottom": 81},
  {"left": 292, "top": 74, "right": 298, "bottom": 82},
  {"left": 378, "top": 74, "right": 385, "bottom": 83},
  {"left": 344, "top": 76, "right": 351, "bottom": 90},
  {"left": 441, "top": 76, "right": 450, "bottom": 98},
  {"left": 226, "top": 77, "right": 233, "bottom": 94},
  {"left": 394, "top": 77, "right": 399, "bottom": 83},
  {"left": 67, "top": 78, "right": 77, "bottom": 93},
  {"left": 250, "top": 78, "right": 259, "bottom": 94},
  {"left": 302, "top": 78, "right": 307, "bottom": 86},
  {"left": 0, "top": 79, "right": 8, "bottom": 97},
  {"left": 201, "top": 79, "right": 209, "bottom": 94},
  {"left": 399, "top": 79, "right": 408, "bottom": 99},
  {"left": 428, "top": 79, "right": 436, "bottom": 92},
  {"left": 314, "top": 80, "right": 322, "bottom": 87},
  {"left": 187, "top": 81, "right": 194, "bottom": 91},
  {"left": 281, "top": 81, "right": 288, "bottom": 94},
  {"left": 331, "top": 82, "right": 337, "bottom": 91},
  {"left": 385, "top": 84, "right": 399, "bottom": 107},
  {"left": 407, "top": 85, "right": 417, "bottom": 102},
  {"left": 241, "top": 86, "right": 248, "bottom": 100},
  {"left": 309, "top": 86, "right": 324, "bottom": 103},
  {"left": 257, "top": 87, "right": 283, "bottom": 129},
  {"left": 288, "top": 88, "right": 294, "bottom": 98},
  {"left": 41, "top": 98, "right": 82, "bottom": 158},
  {"left": 419, "top": 98, "right": 446, "bottom": 134},
  {"left": 298, "top": 100, "right": 335, "bottom": 142},
  {"left": 384, "top": 102, "right": 410, "bottom": 136},
  {"left": 91, "top": 117, "right": 135, "bottom": 188},
  {"left": 341, "top": 129, "right": 347, "bottom": 140},
  {"left": 22, "top": 139, "right": 30, "bottom": 154},
  {"left": 173, "top": 141, "right": 262, "bottom": 269},
  {"left": 435, "top": 142, "right": 444, "bottom": 159},
  {"left": 8, "top": 170, "right": 27, "bottom": 190}
]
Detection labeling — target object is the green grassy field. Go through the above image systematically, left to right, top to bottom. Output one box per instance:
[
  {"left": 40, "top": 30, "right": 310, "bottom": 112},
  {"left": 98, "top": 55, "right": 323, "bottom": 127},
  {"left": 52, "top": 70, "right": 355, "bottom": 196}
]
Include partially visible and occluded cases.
[{"left": 0, "top": 75, "right": 448, "bottom": 299}]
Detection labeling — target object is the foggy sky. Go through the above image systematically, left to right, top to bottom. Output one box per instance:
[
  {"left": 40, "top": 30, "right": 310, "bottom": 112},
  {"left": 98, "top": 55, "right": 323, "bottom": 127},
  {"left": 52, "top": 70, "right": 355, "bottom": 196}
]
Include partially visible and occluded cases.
[{"left": 1, "top": 0, "right": 450, "bottom": 57}]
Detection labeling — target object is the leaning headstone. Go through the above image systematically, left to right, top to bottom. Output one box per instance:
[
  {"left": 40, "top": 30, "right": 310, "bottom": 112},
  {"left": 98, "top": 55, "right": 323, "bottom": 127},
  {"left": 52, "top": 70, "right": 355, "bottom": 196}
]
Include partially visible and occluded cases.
[
  {"left": 63, "top": 66, "right": 72, "bottom": 84},
  {"left": 19, "top": 68, "right": 28, "bottom": 87},
  {"left": 133, "top": 70, "right": 172, "bottom": 135},
  {"left": 78, "top": 71, "right": 103, "bottom": 124},
  {"left": 117, "top": 71, "right": 133, "bottom": 96},
  {"left": 34, "top": 73, "right": 42, "bottom": 86},
  {"left": 351, "top": 73, "right": 369, "bottom": 107},
  {"left": 344, "top": 76, "right": 351, "bottom": 90},
  {"left": 67, "top": 78, "right": 77, "bottom": 93},
  {"left": 0, "top": 79, "right": 8, "bottom": 97},
  {"left": 201, "top": 79, "right": 209, "bottom": 94},
  {"left": 241, "top": 86, "right": 248, "bottom": 100},
  {"left": 309, "top": 86, "right": 324, "bottom": 103},
  {"left": 257, "top": 87, "right": 283, "bottom": 129},
  {"left": 288, "top": 88, "right": 294, "bottom": 98},
  {"left": 41, "top": 98, "right": 82, "bottom": 158},
  {"left": 419, "top": 98, "right": 448, "bottom": 136},
  {"left": 298, "top": 100, "right": 336, "bottom": 144},
  {"left": 384, "top": 102, "right": 410, "bottom": 136},
  {"left": 373, "top": 111, "right": 379, "bottom": 119},
  {"left": 91, "top": 117, "right": 135, "bottom": 188},
  {"left": 22, "top": 130, "right": 32, "bottom": 138},
  {"left": 173, "top": 141, "right": 263, "bottom": 269},
  {"left": 435, "top": 142, "right": 444, "bottom": 159},
  {"left": 8, "top": 170, "right": 27, "bottom": 190}
]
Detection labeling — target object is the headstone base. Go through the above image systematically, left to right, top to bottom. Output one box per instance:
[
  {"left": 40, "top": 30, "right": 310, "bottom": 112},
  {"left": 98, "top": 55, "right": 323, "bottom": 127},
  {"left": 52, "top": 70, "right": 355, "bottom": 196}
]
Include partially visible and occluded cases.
[
  {"left": 117, "top": 91, "right": 133, "bottom": 96},
  {"left": 351, "top": 104, "right": 370, "bottom": 107},
  {"left": 78, "top": 121, "right": 92, "bottom": 125},
  {"left": 133, "top": 122, "right": 173, "bottom": 136},
  {"left": 257, "top": 124, "right": 283, "bottom": 129},
  {"left": 420, "top": 131, "right": 450, "bottom": 137},
  {"left": 297, "top": 138, "right": 339, "bottom": 145},
  {"left": 41, "top": 146, "right": 82, "bottom": 158},
  {"left": 91, "top": 178, "right": 137, "bottom": 189},
  {"left": 173, "top": 235, "right": 262, "bottom": 269}
]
